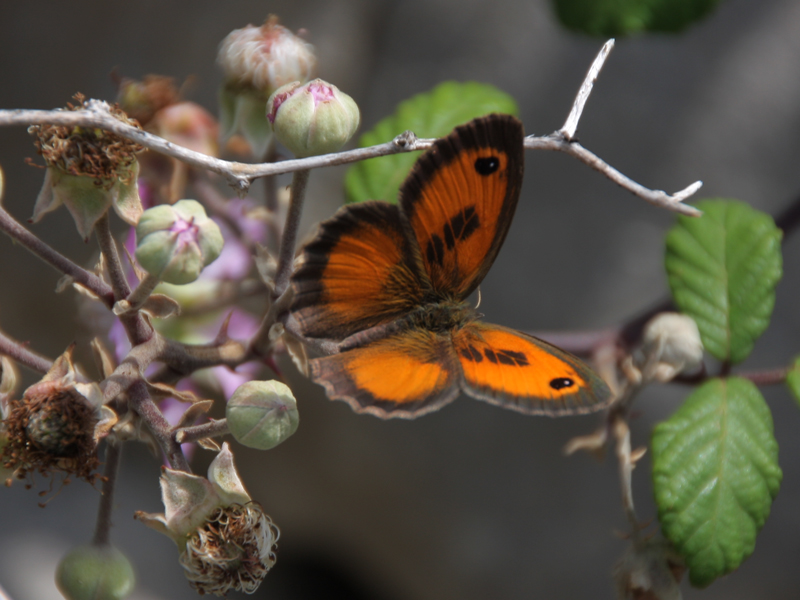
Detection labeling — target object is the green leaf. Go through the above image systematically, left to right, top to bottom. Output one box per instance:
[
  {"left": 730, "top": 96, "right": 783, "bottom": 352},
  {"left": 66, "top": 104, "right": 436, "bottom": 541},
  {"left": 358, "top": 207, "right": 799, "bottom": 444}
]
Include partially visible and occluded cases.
[
  {"left": 552, "top": 0, "right": 723, "bottom": 37},
  {"left": 344, "top": 81, "right": 519, "bottom": 204},
  {"left": 665, "top": 199, "right": 782, "bottom": 364},
  {"left": 786, "top": 356, "right": 800, "bottom": 408},
  {"left": 652, "top": 377, "right": 782, "bottom": 588}
]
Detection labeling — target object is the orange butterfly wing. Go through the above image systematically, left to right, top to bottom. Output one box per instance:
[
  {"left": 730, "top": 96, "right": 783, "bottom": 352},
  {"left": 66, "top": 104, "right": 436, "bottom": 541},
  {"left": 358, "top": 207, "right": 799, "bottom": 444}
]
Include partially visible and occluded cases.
[
  {"left": 291, "top": 114, "right": 611, "bottom": 419},
  {"left": 400, "top": 114, "right": 524, "bottom": 298},
  {"left": 292, "top": 201, "right": 430, "bottom": 341},
  {"left": 454, "top": 322, "right": 611, "bottom": 415},
  {"left": 309, "top": 328, "right": 460, "bottom": 418}
]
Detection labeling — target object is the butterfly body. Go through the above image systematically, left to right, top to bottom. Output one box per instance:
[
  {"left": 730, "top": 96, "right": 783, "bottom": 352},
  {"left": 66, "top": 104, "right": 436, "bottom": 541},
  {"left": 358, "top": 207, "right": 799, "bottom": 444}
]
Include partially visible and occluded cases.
[{"left": 291, "top": 114, "right": 612, "bottom": 419}]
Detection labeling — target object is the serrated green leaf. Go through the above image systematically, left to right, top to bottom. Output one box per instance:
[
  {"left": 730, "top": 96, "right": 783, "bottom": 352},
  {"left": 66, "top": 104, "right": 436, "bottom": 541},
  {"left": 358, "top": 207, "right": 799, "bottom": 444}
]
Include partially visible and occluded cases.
[
  {"left": 552, "top": 0, "right": 722, "bottom": 37},
  {"left": 344, "top": 81, "right": 519, "bottom": 204},
  {"left": 665, "top": 199, "right": 782, "bottom": 364},
  {"left": 786, "top": 356, "right": 800, "bottom": 408},
  {"left": 652, "top": 377, "right": 782, "bottom": 588}
]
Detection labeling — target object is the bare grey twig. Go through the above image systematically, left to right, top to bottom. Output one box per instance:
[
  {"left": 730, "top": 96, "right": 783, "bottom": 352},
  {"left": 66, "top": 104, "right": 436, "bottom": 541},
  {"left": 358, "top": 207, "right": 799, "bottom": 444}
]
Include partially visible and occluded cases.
[{"left": 0, "top": 41, "right": 701, "bottom": 216}]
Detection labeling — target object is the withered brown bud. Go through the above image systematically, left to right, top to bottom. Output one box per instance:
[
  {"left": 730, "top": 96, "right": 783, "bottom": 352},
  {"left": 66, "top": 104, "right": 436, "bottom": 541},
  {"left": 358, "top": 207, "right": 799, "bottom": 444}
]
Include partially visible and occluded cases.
[
  {"left": 117, "top": 74, "right": 181, "bottom": 126},
  {"left": 29, "top": 94, "right": 143, "bottom": 187},
  {"left": 1, "top": 347, "right": 115, "bottom": 486},
  {"left": 2, "top": 381, "right": 100, "bottom": 484},
  {"left": 181, "top": 503, "right": 278, "bottom": 596}
]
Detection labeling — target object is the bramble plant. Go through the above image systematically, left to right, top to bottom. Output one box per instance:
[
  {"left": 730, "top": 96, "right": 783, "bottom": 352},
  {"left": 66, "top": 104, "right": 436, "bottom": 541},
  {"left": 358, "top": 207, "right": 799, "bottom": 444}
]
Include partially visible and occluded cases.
[{"left": 0, "top": 5, "right": 798, "bottom": 600}]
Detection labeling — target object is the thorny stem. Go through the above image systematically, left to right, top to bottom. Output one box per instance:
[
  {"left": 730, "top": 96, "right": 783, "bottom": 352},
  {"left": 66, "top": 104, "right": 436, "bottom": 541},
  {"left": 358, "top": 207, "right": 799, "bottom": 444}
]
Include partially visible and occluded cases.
[
  {"left": 262, "top": 136, "right": 282, "bottom": 253},
  {"left": 273, "top": 168, "right": 310, "bottom": 299},
  {"left": 0, "top": 204, "right": 115, "bottom": 306},
  {"left": 94, "top": 212, "right": 153, "bottom": 345},
  {"left": 95, "top": 213, "right": 131, "bottom": 298},
  {"left": 122, "top": 273, "right": 161, "bottom": 311},
  {"left": 0, "top": 328, "right": 53, "bottom": 374},
  {"left": 732, "top": 366, "right": 790, "bottom": 386},
  {"left": 127, "top": 379, "right": 189, "bottom": 471},
  {"left": 176, "top": 419, "right": 230, "bottom": 445},
  {"left": 92, "top": 441, "right": 122, "bottom": 546}
]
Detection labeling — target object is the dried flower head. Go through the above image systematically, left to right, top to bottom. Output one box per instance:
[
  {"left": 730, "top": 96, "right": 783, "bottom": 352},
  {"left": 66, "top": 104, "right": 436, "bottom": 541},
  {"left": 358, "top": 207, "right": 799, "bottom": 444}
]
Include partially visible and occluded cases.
[
  {"left": 29, "top": 94, "right": 142, "bottom": 187},
  {"left": 28, "top": 95, "right": 145, "bottom": 239},
  {"left": 1, "top": 346, "right": 115, "bottom": 485},
  {"left": 135, "top": 444, "right": 279, "bottom": 596},
  {"left": 182, "top": 503, "right": 278, "bottom": 596}
]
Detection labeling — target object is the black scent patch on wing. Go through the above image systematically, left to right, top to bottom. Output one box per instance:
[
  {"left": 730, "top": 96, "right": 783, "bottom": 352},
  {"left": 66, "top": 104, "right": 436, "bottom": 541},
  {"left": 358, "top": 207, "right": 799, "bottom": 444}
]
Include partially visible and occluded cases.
[{"left": 484, "top": 348, "right": 529, "bottom": 367}]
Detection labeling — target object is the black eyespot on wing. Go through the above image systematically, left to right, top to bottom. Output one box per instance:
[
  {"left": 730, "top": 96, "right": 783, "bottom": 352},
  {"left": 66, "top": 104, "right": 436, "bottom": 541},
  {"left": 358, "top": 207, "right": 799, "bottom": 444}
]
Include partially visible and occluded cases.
[
  {"left": 474, "top": 156, "right": 500, "bottom": 175},
  {"left": 550, "top": 377, "right": 575, "bottom": 390}
]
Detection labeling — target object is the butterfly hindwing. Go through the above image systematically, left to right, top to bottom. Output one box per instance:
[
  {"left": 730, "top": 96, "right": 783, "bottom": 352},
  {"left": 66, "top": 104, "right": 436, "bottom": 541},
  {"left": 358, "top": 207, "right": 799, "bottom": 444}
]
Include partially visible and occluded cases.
[
  {"left": 400, "top": 114, "right": 524, "bottom": 299},
  {"left": 292, "top": 201, "right": 430, "bottom": 341},
  {"left": 454, "top": 322, "right": 612, "bottom": 416},
  {"left": 310, "top": 328, "right": 460, "bottom": 418}
]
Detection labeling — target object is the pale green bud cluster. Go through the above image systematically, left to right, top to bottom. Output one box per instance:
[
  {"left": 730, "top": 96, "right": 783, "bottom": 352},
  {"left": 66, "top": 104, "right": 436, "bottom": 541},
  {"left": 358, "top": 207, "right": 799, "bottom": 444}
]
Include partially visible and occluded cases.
[{"left": 135, "top": 200, "right": 224, "bottom": 285}]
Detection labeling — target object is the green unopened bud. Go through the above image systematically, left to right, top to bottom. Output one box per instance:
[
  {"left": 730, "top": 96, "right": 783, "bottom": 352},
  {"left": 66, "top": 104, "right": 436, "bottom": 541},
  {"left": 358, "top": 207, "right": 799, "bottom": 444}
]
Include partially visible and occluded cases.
[
  {"left": 267, "top": 79, "right": 360, "bottom": 157},
  {"left": 135, "top": 200, "right": 223, "bottom": 285},
  {"left": 226, "top": 380, "right": 299, "bottom": 450},
  {"left": 56, "top": 544, "right": 135, "bottom": 600}
]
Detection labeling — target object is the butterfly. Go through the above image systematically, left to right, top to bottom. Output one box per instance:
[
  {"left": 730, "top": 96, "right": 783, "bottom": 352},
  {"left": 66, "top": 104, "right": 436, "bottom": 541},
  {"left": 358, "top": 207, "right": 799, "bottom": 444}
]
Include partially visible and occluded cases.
[{"left": 289, "top": 114, "right": 611, "bottom": 419}]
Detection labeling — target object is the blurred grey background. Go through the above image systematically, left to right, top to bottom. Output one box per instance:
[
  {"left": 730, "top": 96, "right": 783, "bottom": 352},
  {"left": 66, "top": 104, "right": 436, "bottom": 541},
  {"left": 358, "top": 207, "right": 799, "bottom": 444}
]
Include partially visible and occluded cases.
[{"left": 2, "top": 1, "right": 800, "bottom": 599}]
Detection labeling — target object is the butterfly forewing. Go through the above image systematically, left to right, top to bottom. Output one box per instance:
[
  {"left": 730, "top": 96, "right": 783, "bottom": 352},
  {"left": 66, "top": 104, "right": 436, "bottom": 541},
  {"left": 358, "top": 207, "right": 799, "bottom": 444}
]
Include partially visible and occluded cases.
[
  {"left": 400, "top": 114, "right": 524, "bottom": 299},
  {"left": 292, "top": 201, "right": 430, "bottom": 341},
  {"left": 454, "top": 322, "right": 612, "bottom": 416},
  {"left": 310, "top": 329, "right": 461, "bottom": 418}
]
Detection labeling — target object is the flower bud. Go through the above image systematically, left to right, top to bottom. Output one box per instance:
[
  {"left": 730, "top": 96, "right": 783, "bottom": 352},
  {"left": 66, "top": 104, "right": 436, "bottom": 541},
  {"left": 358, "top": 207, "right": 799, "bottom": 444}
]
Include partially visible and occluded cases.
[
  {"left": 218, "top": 16, "right": 317, "bottom": 158},
  {"left": 117, "top": 74, "right": 180, "bottom": 127},
  {"left": 268, "top": 79, "right": 360, "bottom": 157},
  {"left": 29, "top": 95, "right": 144, "bottom": 240},
  {"left": 149, "top": 102, "right": 219, "bottom": 157},
  {"left": 135, "top": 199, "right": 224, "bottom": 285},
  {"left": 641, "top": 312, "right": 704, "bottom": 382},
  {"left": 226, "top": 380, "right": 299, "bottom": 450},
  {"left": 56, "top": 544, "right": 135, "bottom": 600}
]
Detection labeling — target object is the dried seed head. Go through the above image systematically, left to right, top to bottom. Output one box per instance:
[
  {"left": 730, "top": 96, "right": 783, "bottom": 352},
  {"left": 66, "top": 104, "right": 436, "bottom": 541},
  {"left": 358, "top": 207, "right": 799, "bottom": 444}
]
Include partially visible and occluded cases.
[
  {"left": 29, "top": 94, "right": 143, "bottom": 188},
  {"left": 2, "top": 384, "right": 100, "bottom": 483},
  {"left": 180, "top": 503, "right": 279, "bottom": 596}
]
